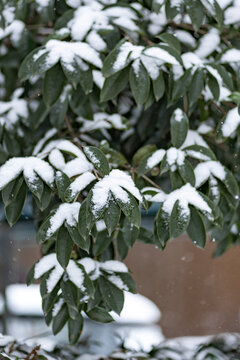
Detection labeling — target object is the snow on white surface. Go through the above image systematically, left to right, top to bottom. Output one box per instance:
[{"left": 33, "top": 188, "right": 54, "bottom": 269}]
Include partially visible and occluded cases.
[
  {"left": 148, "top": 11, "right": 167, "bottom": 36},
  {"left": 195, "top": 29, "right": 220, "bottom": 59},
  {"left": 175, "top": 30, "right": 196, "bottom": 48},
  {"left": 33, "top": 39, "right": 102, "bottom": 70},
  {"left": 221, "top": 48, "right": 240, "bottom": 63},
  {"left": 182, "top": 52, "right": 203, "bottom": 69},
  {"left": 140, "top": 54, "right": 162, "bottom": 80},
  {"left": 221, "top": 107, "right": 240, "bottom": 137},
  {"left": 79, "top": 112, "right": 127, "bottom": 132},
  {"left": 197, "top": 123, "right": 213, "bottom": 134},
  {"left": 181, "top": 130, "right": 209, "bottom": 149},
  {"left": 49, "top": 148, "right": 66, "bottom": 170},
  {"left": 147, "top": 149, "right": 166, "bottom": 169},
  {"left": 0, "top": 157, "right": 54, "bottom": 190},
  {"left": 64, "top": 157, "right": 93, "bottom": 177},
  {"left": 194, "top": 161, "right": 226, "bottom": 187},
  {"left": 91, "top": 169, "right": 142, "bottom": 215},
  {"left": 68, "top": 172, "right": 96, "bottom": 198},
  {"left": 46, "top": 202, "right": 80, "bottom": 237},
  {"left": 35, "top": 253, "right": 57, "bottom": 279},
  {"left": 78, "top": 257, "right": 96, "bottom": 274},
  {"left": 47, "top": 263, "right": 63, "bottom": 292},
  {"left": 108, "top": 275, "right": 129, "bottom": 290},
  {"left": 6, "top": 284, "right": 42, "bottom": 316},
  {"left": 112, "top": 292, "right": 161, "bottom": 324},
  {"left": 0, "top": 334, "right": 15, "bottom": 346}
]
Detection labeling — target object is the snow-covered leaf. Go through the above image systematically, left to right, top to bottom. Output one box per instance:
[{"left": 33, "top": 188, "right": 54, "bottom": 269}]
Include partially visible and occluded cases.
[{"left": 170, "top": 108, "right": 189, "bottom": 148}]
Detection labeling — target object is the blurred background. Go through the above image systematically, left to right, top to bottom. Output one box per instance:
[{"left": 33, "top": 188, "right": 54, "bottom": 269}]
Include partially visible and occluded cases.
[{"left": 1, "top": 200, "right": 240, "bottom": 343}]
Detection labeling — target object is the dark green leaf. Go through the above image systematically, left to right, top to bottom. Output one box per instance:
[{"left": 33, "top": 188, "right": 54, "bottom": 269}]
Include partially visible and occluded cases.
[
  {"left": 156, "top": 33, "right": 181, "bottom": 53},
  {"left": 130, "top": 60, "right": 150, "bottom": 106},
  {"left": 43, "top": 63, "right": 65, "bottom": 107},
  {"left": 100, "top": 67, "right": 129, "bottom": 102},
  {"left": 188, "top": 68, "right": 204, "bottom": 108},
  {"left": 152, "top": 71, "right": 165, "bottom": 101},
  {"left": 170, "top": 108, "right": 189, "bottom": 148},
  {"left": 84, "top": 146, "right": 109, "bottom": 176},
  {"left": 178, "top": 159, "right": 195, "bottom": 186},
  {"left": 55, "top": 171, "right": 70, "bottom": 202},
  {"left": 5, "top": 181, "right": 27, "bottom": 227},
  {"left": 103, "top": 198, "right": 121, "bottom": 235},
  {"left": 170, "top": 200, "right": 190, "bottom": 238},
  {"left": 187, "top": 207, "right": 206, "bottom": 248},
  {"left": 56, "top": 225, "right": 73, "bottom": 268},
  {"left": 99, "top": 276, "right": 124, "bottom": 315},
  {"left": 52, "top": 304, "right": 68, "bottom": 335},
  {"left": 87, "top": 306, "right": 114, "bottom": 323},
  {"left": 68, "top": 315, "right": 84, "bottom": 344}
]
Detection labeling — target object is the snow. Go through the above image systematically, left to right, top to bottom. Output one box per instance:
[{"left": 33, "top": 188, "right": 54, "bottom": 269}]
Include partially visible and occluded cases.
[
  {"left": 36, "top": 0, "right": 51, "bottom": 7},
  {"left": 224, "top": 6, "right": 240, "bottom": 24},
  {"left": 148, "top": 11, "right": 167, "bottom": 36},
  {"left": 0, "top": 20, "right": 25, "bottom": 46},
  {"left": 195, "top": 29, "right": 220, "bottom": 59},
  {"left": 86, "top": 30, "right": 106, "bottom": 51},
  {"left": 175, "top": 30, "right": 196, "bottom": 48},
  {"left": 33, "top": 39, "right": 102, "bottom": 70},
  {"left": 113, "top": 42, "right": 144, "bottom": 72},
  {"left": 143, "top": 46, "right": 179, "bottom": 65},
  {"left": 221, "top": 48, "right": 240, "bottom": 63},
  {"left": 182, "top": 52, "right": 203, "bottom": 69},
  {"left": 139, "top": 54, "right": 162, "bottom": 80},
  {"left": 93, "top": 70, "right": 105, "bottom": 88},
  {"left": 0, "top": 92, "right": 28, "bottom": 128},
  {"left": 221, "top": 107, "right": 240, "bottom": 137},
  {"left": 173, "top": 108, "right": 185, "bottom": 122},
  {"left": 79, "top": 112, "right": 127, "bottom": 132},
  {"left": 197, "top": 123, "right": 213, "bottom": 134},
  {"left": 33, "top": 128, "right": 57, "bottom": 156},
  {"left": 181, "top": 130, "right": 209, "bottom": 149},
  {"left": 84, "top": 147, "right": 100, "bottom": 165},
  {"left": 49, "top": 148, "right": 66, "bottom": 170},
  {"left": 166, "top": 148, "right": 185, "bottom": 170},
  {"left": 147, "top": 149, "right": 166, "bottom": 169},
  {"left": 185, "top": 150, "right": 211, "bottom": 161},
  {"left": 0, "top": 157, "right": 54, "bottom": 190},
  {"left": 64, "top": 157, "right": 93, "bottom": 177},
  {"left": 194, "top": 161, "right": 226, "bottom": 187},
  {"left": 91, "top": 169, "right": 142, "bottom": 215},
  {"left": 68, "top": 172, "right": 96, "bottom": 198},
  {"left": 162, "top": 183, "right": 212, "bottom": 216},
  {"left": 46, "top": 202, "right": 80, "bottom": 237},
  {"left": 96, "top": 219, "right": 106, "bottom": 232},
  {"left": 34, "top": 253, "right": 57, "bottom": 279},
  {"left": 78, "top": 257, "right": 96, "bottom": 274},
  {"left": 67, "top": 260, "right": 85, "bottom": 291},
  {"left": 101, "top": 260, "right": 128, "bottom": 273},
  {"left": 46, "top": 263, "right": 64, "bottom": 292},
  {"left": 108, "top": 275, "right": 129, "bottom": 290},
  {"left": 5, "top": 284, "right": 42, "bottom": 316},
  {"left": 52, "top": 298, "right": 64, "bottom": 317},
  {"left": 0, "top": 334, "right": 15, "bottom": 346}
]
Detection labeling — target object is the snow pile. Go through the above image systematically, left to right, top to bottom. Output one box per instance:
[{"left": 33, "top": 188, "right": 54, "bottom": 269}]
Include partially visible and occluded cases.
[
  {"left": 67, "top": 1, "right": 139, "bottom": 50},
  {"left": 0, "top": 6, "right": 25, "bottom": 46},
  {"left": 195, "top": 29, "right": 220, "bottom": 59},
  {"left": 33, "top": 39, "right": 102, "bottom": 70},
  {"left": 0, "top": 88, "right": 28, "bottom": 129},
  {"left": 221, "top": 107, "right": 240, "bottom": 138},
  {"left": 78, "top": 112, "right": 128, "bottom": 132},
  {"left": 181, "top": 130, "right": 209, "bottom": 149},
  {"left": 37, "top": 139, "right": 93, "bottom": 177},
  {"left": 146, "top": 148, "right": 185, "bottom": 171},
  {"left": 147, "top": 149, "right": 166, "bottom": 169},
  {"left": 0, "top": 157, "right": 54, "bottom": 190},
  {"left": 194, "top": 161, "right": 226, "bottom": 187},
  {"left": 91, "top": 169, "right": 142, "bottom": 215},
  {"left": 67, "top": 171, "right": 96, "bottom": 200},
  {"left": 142, "top": 183, "right": 212, "bottom": 216},
  {"left": 46, "top": 202, "right": 81, "bottom": 238}
]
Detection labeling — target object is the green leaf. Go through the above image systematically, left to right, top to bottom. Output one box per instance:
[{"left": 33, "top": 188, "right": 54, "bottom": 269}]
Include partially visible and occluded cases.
[
  {"left": 185, "top": 0, "right": 205, "bottom": 30},
  {"left": 156, "top": 33, "right": 181, "bottom": 53},
  {"left": 102, "top": 39, "right": 131, "bottom": 77},
  {"left": 18, "top": 46, "right": 53, "bottom": 81},
  {"left": 130, "top": 60, "right": 150, "bottom": 106},
  {"left": 43, "top": 63, "right": 65, "bottom": 107},
  {"left": 100, "top": 67, "right": 129, "bottom": 102},
  {"left": 172, "top": 68, "right": 192, "bottom": 101},
  {"left": 188, "top": 68, "right": 204, "bottom": 108},
  {"left": 152, "top": 71, "right": 165, "bottom": 101},
  {"left": 207, "top": 72, "right": 220, "bottom": 100},
  {"left": 50, "top": 93, "right": 68, "bottom": 129},
  {"left": 170, "top": 108, "right": 189, "bottom": 148},
  {"left": 133, "top": 145, "right": 157, "bottom": 166},
  {"left": 184, "top": 145, "right": 216, "bottom": 161},
  {"left": 84, "top": 146, "right": 109, "bottom": 176},
  {"left": 178, "top": 159, "right": 195, "bottom": 186},
  {"left": 224, "top": 168, "right": 239, "bottom": 200},
  {"left": 55, "top": 171, "right": 71, "bottom": 202},
  {"left": 24, "top": 174, "right": 44, "bottom": 201},
  {"left": 2, "top": 176, "right": 24, "bottom": 205},
  {"left": 5, "top": 181, "right": 27, "bottom": 227},
  {"left": 34, "top": 184, "right": 52, "bottom": 212},
  {"left": 115, "top": 192, "right": 141, "bottom": 229},
  {"left": 103, "top": 198, "right": 121, "bottom": 235},
  {"left": 78, "top": 199, "right": 90, "bottom": 240},
  {"left": 170, "top": 200, "right": 190, "bottom": 238},
  {"left": 154, "top": 204, "right": 170, "bottom": 248},
  {"left": 187, "top": 207, "right": 206, "bottom": 248},
  {"left": 122, "top": 217, "right": 139, "bottom": 247},
  {"left": 66, "top": 223, "right": 90, "bottom": 252},
  {"left": 56, "top": 225, "right": 73, "bottom": 268},
  {"left": 92, "top": 230, "right": 112, "bottom": 256},
  {"left": 117, "top": 231, "right": 129, "bottom": 260},
  {"left": 117, "top": 272, "right": 137, "bottom": 293},
  {"left": 99, "top": 276, "right": 124, "bottom": 315},
  {"left": 61, "top": 280, "right": 79, "bottom": 319},
  {"left": 52, "top": 304, "right": 68, "bottom": 335},
  {"left": 87, "top": 306, "right": 114, "bottom": 323},
  {"left": 68, "top": 315, "right": 84, "bottom": 344}
]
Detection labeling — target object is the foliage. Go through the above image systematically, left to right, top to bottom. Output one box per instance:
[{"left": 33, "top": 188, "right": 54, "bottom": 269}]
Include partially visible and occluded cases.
[
  {"left": 1, "top": 0, "right": 240, "bottom": 342},
  {"left": 1, "top": 333, "right": 240, "bottom": 360}
]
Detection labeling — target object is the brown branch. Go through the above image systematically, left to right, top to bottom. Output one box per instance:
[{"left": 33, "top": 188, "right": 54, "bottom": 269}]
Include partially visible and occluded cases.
[{"left": 25, "top": 345, "right": 41, "bottom": 360}]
